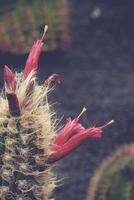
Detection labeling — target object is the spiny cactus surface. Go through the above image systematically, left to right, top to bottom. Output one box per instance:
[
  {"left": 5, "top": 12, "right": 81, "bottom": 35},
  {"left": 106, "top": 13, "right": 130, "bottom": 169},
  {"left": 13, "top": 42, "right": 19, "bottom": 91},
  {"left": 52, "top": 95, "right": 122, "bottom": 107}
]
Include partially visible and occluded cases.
[
  {"left": 0, "top": 26, "right": 112, "bottom": 200},
  {"left": 87, "top": 143, "right": 134, "bottom": 200}
]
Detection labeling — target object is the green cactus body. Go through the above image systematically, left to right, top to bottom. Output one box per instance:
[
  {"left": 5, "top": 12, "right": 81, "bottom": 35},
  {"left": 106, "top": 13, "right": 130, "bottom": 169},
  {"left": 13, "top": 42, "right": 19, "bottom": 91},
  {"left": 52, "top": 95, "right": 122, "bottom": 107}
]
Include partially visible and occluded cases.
[
  {"left": 0, "top": 71, "right": 56, "bottom": 199},
  {"left": 87, "top": 143, "right": 134, "bottom": 200}
]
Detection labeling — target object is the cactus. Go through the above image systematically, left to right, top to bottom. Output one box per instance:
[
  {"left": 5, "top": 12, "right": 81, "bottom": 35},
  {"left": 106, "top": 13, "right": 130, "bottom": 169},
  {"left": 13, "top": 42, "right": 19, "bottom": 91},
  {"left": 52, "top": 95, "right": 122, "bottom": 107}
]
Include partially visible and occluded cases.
[
  {"left": 0, "top": 0, "right": 69, "bottom": 53},
  {"left": 0, "top": 26, "right": 113, "bottom": 200},
  {"left": 87, "top": 143, "right": 134, "bottom": 200}
]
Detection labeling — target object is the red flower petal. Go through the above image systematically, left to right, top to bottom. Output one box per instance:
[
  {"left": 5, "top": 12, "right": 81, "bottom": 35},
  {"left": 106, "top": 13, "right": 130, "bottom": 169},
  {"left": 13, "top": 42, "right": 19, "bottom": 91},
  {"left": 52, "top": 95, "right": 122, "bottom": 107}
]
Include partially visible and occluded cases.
[
  {"left": 23, "top": 25, "right": 48, "bottom": 79},
  {"left": 4, "top": 65, "right": 16, "bottom": 92},
  {"left": 54, "top": 108, "right": 86, "bottom": 146},
  {"left": 54, "top": 118, "right": 85, "bottom": 146}
]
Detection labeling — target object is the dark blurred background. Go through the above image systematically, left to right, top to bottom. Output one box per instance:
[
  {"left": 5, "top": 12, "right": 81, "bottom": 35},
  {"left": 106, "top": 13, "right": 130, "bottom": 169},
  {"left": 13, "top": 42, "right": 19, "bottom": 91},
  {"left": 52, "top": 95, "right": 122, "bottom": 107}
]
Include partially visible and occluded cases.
[{"left": 1, "top": 0, "right": 134, "bottom": 199}]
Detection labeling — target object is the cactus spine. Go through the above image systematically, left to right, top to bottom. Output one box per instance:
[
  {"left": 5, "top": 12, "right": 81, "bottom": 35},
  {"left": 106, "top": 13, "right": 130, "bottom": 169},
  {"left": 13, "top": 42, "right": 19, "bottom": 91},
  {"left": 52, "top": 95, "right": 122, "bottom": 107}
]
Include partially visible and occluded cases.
[{"left": 87, "top": 143, "right": 134, "bottom": 200}]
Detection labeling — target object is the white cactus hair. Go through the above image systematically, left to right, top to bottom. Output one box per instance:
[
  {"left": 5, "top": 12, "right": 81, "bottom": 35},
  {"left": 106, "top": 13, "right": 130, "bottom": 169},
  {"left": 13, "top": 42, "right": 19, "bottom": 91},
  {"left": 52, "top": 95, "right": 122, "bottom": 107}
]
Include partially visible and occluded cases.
[{"left": 16, "top": 70, "right": 57, "bottom": 155}]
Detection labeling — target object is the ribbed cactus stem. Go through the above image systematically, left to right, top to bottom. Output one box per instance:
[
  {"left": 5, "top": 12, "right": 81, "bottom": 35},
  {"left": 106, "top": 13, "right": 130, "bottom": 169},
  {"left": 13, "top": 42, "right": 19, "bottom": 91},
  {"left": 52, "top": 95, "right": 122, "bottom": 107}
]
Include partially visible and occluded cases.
[
  {"left": 0, "top": 1, "right": 69, "bottom": 53},
  {"left": 87, "top": 143, "right": 134, "bottom": 200}
]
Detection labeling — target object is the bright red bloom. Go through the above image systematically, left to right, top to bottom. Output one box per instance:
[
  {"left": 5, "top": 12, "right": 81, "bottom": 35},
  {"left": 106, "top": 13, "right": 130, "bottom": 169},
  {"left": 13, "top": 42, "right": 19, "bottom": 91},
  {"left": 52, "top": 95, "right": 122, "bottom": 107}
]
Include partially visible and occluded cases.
[
  {"left": 23, "top": 25, "right": 48, "bottom": 79},
  {"left": 49, "top": 108, "right": 113, "bottom": 162}
]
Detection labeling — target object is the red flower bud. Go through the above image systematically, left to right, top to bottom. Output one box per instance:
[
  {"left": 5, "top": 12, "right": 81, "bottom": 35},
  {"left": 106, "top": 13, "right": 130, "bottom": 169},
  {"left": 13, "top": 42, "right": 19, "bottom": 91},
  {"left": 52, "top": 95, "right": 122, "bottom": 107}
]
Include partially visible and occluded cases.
[
  {"left": 23, "top": 25, "right": 48, "bottom": 79},
  {"left": 4, "top": 65, "right": 16, "bottom": 92},
  {"left": 4, "top": 65, "right": 20, "bottom": 116},
  {"left": 44, "top": 73, "right": 60, "bottom": 87}
]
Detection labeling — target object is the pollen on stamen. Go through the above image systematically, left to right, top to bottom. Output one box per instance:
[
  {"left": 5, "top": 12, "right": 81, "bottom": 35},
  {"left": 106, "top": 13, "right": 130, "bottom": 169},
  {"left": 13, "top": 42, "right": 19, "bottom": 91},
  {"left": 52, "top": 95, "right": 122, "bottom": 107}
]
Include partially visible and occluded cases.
[
  {"left": 41, "top": 25, "right": 48, "bottom": 42},
  {"left": 78, "top": 107, "right": 87, "bottom": 119}
]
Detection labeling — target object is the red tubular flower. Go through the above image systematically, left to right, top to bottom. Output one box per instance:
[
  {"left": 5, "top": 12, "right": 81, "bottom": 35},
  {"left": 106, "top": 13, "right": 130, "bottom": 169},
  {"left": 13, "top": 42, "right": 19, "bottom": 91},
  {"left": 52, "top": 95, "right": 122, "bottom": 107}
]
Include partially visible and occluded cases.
[
  {"left": 23, "top": 25, "right": 48, "bottom": 79},
  {"left": 4, "top": 65, "right": 20, "bottom": 116},
  {"left": 48, "top": 108, "right": 114, "bottom": 162},
  {"left": 54, "top": 108, "right": 86, "bottom": 146}
]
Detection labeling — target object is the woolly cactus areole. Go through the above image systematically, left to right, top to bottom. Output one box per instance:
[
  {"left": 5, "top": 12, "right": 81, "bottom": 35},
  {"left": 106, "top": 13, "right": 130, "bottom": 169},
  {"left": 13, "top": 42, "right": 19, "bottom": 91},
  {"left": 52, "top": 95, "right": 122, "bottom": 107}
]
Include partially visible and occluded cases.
[{"left": 0, "top": 26, "right": 113, "bottom": 200}]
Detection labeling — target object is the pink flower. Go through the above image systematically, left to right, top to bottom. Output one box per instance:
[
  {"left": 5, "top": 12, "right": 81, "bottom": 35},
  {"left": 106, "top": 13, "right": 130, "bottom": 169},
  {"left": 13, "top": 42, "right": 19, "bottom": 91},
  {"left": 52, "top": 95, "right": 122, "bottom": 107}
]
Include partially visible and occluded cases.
[
  {"left": 23, "top": 25, "right": 48, "bottom": 79},
  {"left": 4, "top": 65, "right": 20, "bottom": 116},
  {"left": 48, "top": 108, "right": 114, "bottom": 162}
]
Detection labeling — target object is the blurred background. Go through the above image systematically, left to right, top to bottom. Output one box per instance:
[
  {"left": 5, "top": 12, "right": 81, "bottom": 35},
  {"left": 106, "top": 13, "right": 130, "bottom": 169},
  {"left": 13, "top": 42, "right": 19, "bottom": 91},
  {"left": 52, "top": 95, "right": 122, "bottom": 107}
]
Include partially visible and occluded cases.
[{"left": 0, "top": 0, "right": 134, "bottom": 199}]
